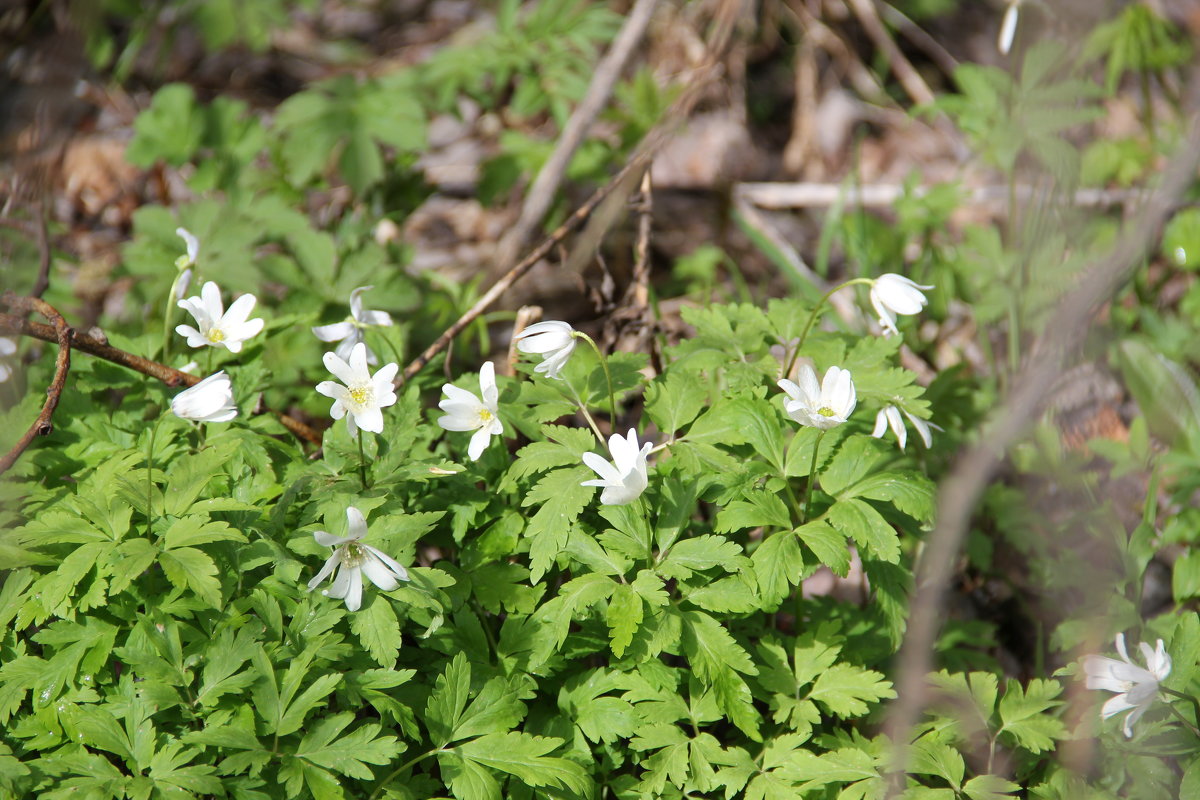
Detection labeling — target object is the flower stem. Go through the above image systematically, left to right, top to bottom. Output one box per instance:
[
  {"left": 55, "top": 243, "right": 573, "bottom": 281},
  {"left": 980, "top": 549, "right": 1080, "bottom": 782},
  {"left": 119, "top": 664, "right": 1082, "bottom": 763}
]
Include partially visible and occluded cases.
[
  {"left": 783, "top": 278, "right": 873, "bottom": 380},
  {"left": 576, "top": 332, "right": 618, "bottom": 427},
  {"left": 564, "top": 377, "right": 605, "bottom": 443},
  {"left": 145, "top": 416, "right": 164, "bottom": 538},
  {"left": 357, "top": 431, "right": 369, "bottom": 490},
  {"left": 799, "top": 431, "right": 826, "bottom": 524},
  {"left": 1162, "top": 687, "right": 1200, "bottom": 729},
  {"left": 1163, "top": 696, "right": 1200, "bottom": 738},
  {"left": 368, "top": 749, "right": 439, "bottom": 800}
]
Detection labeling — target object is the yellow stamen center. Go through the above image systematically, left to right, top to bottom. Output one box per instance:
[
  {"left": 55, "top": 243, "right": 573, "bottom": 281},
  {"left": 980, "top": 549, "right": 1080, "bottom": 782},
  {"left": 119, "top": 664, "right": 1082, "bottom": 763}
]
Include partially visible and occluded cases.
[
  {"left": 206, "top": 328, "right": 226, "bottom": 344},
  {"left": 348, "top": 385, "right": 373, "bottom": 406},
  {"left": 818, "top": 406, "right": 836, "bottom": 417},
  {"left": 477, "top": 408, "right": 494, "bottom": 424},
  {"left": 342, "top": 542, "right": 365, "bottom": 567}
]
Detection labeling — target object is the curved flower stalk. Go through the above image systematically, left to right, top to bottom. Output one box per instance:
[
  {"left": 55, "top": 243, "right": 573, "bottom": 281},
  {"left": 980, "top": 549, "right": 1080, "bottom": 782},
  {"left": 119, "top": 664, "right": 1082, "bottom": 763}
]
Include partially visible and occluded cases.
[
  {"left": 173, "top": 227, "right": 198, "bottom": 299},
  {"left": 869, "top": 274, "right": 934, "bottom": 337},
  {"left": 176, "top": 281, "right": 265, "bottom": 353},
  {"left": 312, "top": 285, "right": 395, "bottom": 365},
  {"left": 514, "top": 320, "right": 577, "bottom": 379},
  {"left": 315, "top": 342, "right": 399, "bottom": 436},
  {"left": 437, "top": 361, "right": 504, "bottom": 461},
  {"left": 778, "top": 365, "right": 857, "bottom": 430},
  {"left": 171, "top": 371, "right": 238, "bottom": 423},
  {"left": 871, "top": 404, "right": 939, "bottom": 450},
  {"left": 582, "top": 428, "right": 652, "bottom": 505},
  {"left": 307, "top": 506, "right": 409, "bottom": 612},
  {"left": 1083, "top": 633, "right": 1172, "bottom": 738}
]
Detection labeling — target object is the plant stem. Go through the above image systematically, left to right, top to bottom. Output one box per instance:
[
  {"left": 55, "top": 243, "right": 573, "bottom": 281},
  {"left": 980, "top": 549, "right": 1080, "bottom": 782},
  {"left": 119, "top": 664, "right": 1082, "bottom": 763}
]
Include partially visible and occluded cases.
[
  {"left": 783, "top": 278, "right": 873, "bottom": 380},
  {"left": 576, "top": 332, "right": 618, "bottom": 427},
  {"left": 564, "top": 377, "right": 605, "bottom": 443},
  {"left": 145, "top": 416, "right": 164, "bottom": 538},
  {"left": 357, "top": 431, "right": 369, "bottom": 490},
  {"left": 799, "top": 431, "right": 826, "bottom": 524},
  {"left": 1162, "top": 687, "right": 1200, "bottom": 729},
  {"left": 1164, "top": 698, "right": 1200, "bottom": 738},
  {"left": 368, "top": 749, "right": 440, "bottom": 800}
]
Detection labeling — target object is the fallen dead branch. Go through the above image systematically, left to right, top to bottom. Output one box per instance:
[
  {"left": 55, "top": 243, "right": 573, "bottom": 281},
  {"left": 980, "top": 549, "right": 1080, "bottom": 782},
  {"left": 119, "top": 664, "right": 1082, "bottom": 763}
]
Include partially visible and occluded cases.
[
  {"left": 736, "top": 181, "right": 1152, "bottom": 209},
  {"left": 0, "top": 294, "right": 70, "bottom": 474},
  {"left": 0, "top": 306, "right": 323, "bottom": 449}
]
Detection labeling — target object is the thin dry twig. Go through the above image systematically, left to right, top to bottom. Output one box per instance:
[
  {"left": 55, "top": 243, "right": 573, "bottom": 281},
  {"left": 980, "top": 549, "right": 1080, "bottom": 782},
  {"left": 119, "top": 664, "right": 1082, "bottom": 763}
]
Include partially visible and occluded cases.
[
  {"left": 400, "top": 0, "right": 741, "bottom": 386},
  {"left": 492, "top": 0, "right": 661, "bottom": 271},
  {"left": 843, "top": 0, "right": 936, "bottom": 107},
  {"left": 882, "top": 95, "right": 1200, "bottom": 794},
  {"left": 737, "top": 181, "right": 1151, "bottom": 209},
  {"left": 0, "top": 295, "right": 70, "bottom": 474},
  {"left": 0, "top": 310, "right": 324, "bottom": 446}
]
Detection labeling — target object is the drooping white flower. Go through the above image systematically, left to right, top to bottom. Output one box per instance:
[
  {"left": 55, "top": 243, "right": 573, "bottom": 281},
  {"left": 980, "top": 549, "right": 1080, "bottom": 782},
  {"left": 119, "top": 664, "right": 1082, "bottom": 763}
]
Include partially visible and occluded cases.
[
  {"left": 998, "top": 0, "right": 1021, "bottom": 55},
  {"left": 176, "top": 227, "right": 199, "bottom": 268},
  {"left": 869, "top": 274, "right": 934, "bottom": 337},
  {"left": 176, "top": 281, "right": 265, "bottom": 353},
  {"left": 312, "top": 285, "right": 395, "bottom": 365},
  {"left": 514, "top": 320, "right": 577, "bottom": 379},
  {"left": 0, "top": 337, "right": 16, "bottom": 383},
  {"left": 315, "top": 342, "right": 399, "bottom": 436},
  {"left": 437, "top": 361, "right": 503, "bottom": 461},
  {"left": 778, "top": 365, "right": 857, "bottom": 430},
  {"left": 171, "top": 371, "right": 238, "bottom": 422},
  {"left": 871, "top": 404, "right": 939, "bottom": 450},
  {"left": 582, "top": 428, "right": 653, "bottom": 505},
  {"left": 307, "top": 506, "right": 409, "bottom": 613},
  {"left": 1083, "top": 633, "right": 1172, "bottom": 738}
]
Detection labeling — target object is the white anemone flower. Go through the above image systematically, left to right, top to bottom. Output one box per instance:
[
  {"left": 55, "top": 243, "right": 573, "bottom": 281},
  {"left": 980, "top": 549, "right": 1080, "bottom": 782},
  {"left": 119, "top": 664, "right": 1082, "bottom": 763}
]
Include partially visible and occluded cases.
[
  {"left": 998, "top": 0, "right": 1021, "bottom": 55},
  {"left": 175, "top": 227, "right": 199, "bottom": 268},
  {"left": 869, "top": 274, "right": 934, "bottom": 337},
  {"left": 176, "top": 281, "right": 265, "bottom": 353},
  {"left": 312, "top": 285, "right": 395, "bottom": 365},
  {"left": 513, "top": 320, "right": 577, "bottom": 379},
  {"left": 0, "top": 337, "right": 16, "bottom": 383},
  {"left": 315, "top": 342, "right": 399, "bottom": 436},
  {"left": 437, "top": 361, "right": 504, "bottom": 461},
  {"left": 778, "top": 365, "right": 856, "bottom": 430},
  {"left": 171, "top": 371, "right": 238, "bottom": 422},
  {"left": 871, "top": 404, "right": 939, "bottom": 450},
  {"left": 582, "top": 428, "right": 653, "bottom": 505},
  {"left": 307, "top": 506, "right": 409, "bottom": 613},
  {"left": 1083, "top": 633, "right": 1172, "bottom": 738}
]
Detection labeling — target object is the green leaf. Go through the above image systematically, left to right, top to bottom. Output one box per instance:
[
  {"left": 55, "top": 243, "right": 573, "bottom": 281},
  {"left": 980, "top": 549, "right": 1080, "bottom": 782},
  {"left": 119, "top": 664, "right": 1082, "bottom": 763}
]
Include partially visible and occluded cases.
[
  {"left": 127, "top": 84, "right": 204, "bottom": 166},
  {"left": 645, "top": 371, "right": 706, "bottom": 434},
  {"left": 820, "top": 435, "right": 888, "bottom": 496},
  {"left": 523, "top": 466, "right": 594, "bottom": 582},
  {"left": 853, "top": 471, "right": 937, "bottom": 522},
  {"left": 714, "top": 490, "right": 792, "bottom": 533},
  {"left": 826, "top": 499, "right": 900, "bottom": 563},
  {"left": 163, "top": 515, "right": 246, "bottom": 549},
  {"left": 795, "top": 521, "right": 850, "bottom": 576},
  {"left": 751, "top": 530, "right": 803, "bottom": 609},
  {"left": 659, "top": 535, "right": 746, "bottom": 579},
  {"left": 158, "top": 546, "right": 222, "bottom": 608},
  {"left": 684, "top": 575, "right": 760, "bottom": 614},
  {"left": 606, "top": 583, "right": 643, "bottom": 657},
  {"left": 350, "top": 595, "right": 403, "bottom": 667},
  {"left": 681, "top": 610, "right": 760, "bottom": 739},
  {"left": 425, "top": 654, "right": 526, "bottom": 746},
  {"left": 809, "top": 664, "right": 895, "bottom": 718},
  {"left": 997, "top": 679, "right": 1066, "bottom": 753},
  {"left": 296, "top": 712, "right": 404, "bottom": 779},
  {"left": 454, "top": 731, "right": 589, "bottom": 794},
  {"left": 908, "top": 738, "right": 964, "bottom": 790},
  {"left": 963, "top": 774, "right": 1021, "bottom": 800}
]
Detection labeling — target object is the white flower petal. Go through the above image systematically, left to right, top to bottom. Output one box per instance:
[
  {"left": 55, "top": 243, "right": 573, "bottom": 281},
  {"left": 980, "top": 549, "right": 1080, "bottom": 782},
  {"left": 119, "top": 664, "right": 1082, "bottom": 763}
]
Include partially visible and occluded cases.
[{"left": 313, "top": 321, "right": 356, "bottom": 342}]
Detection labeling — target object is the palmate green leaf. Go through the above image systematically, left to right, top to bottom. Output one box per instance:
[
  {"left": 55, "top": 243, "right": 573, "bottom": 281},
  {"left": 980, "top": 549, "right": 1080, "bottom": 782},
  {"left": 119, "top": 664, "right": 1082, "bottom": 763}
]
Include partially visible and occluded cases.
[
  {"left": 645, "top": 370, "right": 706, "bottom": 434},
  {"left": 726, "top": 397, "right": 787, "bottom": 473},
  {"left": 505, "top": 424, "right": 596, "bottom": 484},
  {"left": 820, "top": 435, "right": 888, "bottom": 496},
  {"left": 522, "top": 465, "right": 594, "bottom": 582},
  {"left": 854, "top": 471, "right": 937, "bottom": 522},
  {"left": 714, "top": 489, "right": 792, "bottom": 533},
  {"left": 826, "top": 498, "right": 901, "bottom": 563},
  {"left": 163, "top": 515, "right": 247, "bottom": 549},
  {"left": 795, "top": 521, "right": 850, "bottom": 576},
  {"left": 751, "top": 530, "right": 802, "bottom": 609},
  {"left": 659, "top": 535, "right": 747, "bottom": 579},
  {"left": 105, "top": 538, "right": 158, "bottom": 595},
  {"left": 159, "top": 546, "right": 222, "bottom": 608},
  {"left": 863, "top": 559, "right": 911, "bottom": 648},
  {"left": 531, "top": 572, "right": 616, "bottom": 660},
  {"left": 684, "top": 574, "right": 760, "bottom": 614},
  {"left": 607, "top": 583, "right": 644, "bottom": 657},
  {"left": 349, "top": 595, "right": 403, "bottom": 667},
  {"left": 681, "top": 610, "right": 760, "bottom": 739},
  {"left": 196, "top": 625, "right": 259, "bottom": 707},
  {"left": 250, "top": 647, "right": 341, "bottom": 738},
  {"left": 425, "top": 653, "right": 527, "bottom": 747},
  {"left": 806, "top": 662, "right": 892, "bottom": 719},
  {"left": 928, "top": 670, "right": 1000, "bottom": 728},
  {"left": 997, "top": 679, "right": 1066, "bottom": 753},
  {"left": 295, "top": 712, "right": 404, "bottom": 779},
  {"left": 630, "top": 724, "right": 690, "bottom": 795},
  {"left": 445, "top": 731, "right": 588, "bottom": 797},
  {"left": 908, "top": 737, "right": 964, "bottom": 790},
  {"left": 0, "top": 741, "right": 30, "bottom": 795},
  {"left": 147, "top": 741, "right": 222, "bottom": 796},
  {"left": 787, "top": 746, "right": 883, "bottom": 795},
  {"left": 280, "top": 757, "right": 344, "bottom": 800},
  {"left": 963, "top": 774, "right": 1021, "bottom": 800}
]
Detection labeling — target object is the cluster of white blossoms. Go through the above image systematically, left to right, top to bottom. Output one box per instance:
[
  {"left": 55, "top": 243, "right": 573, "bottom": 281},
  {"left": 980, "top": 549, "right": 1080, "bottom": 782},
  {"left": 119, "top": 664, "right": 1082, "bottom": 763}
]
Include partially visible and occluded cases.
[{"left": 1084, "top": 633, "right": 1173, "bottom": 738}]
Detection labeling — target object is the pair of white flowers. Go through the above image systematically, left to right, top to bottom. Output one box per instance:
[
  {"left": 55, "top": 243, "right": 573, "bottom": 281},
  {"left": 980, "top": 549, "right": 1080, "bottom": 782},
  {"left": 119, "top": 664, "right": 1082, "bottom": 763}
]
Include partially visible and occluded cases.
[
  {"left": 432, "top": 320, "right": 577, "bottom": 462},
  {"left": 777, "top": 364, "right": 933, "bottom": 450}
]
